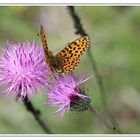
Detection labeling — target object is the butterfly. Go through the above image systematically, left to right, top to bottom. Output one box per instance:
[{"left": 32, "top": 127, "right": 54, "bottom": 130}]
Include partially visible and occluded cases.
[{"left": 40, "top": 25, "right": 90, "bottom": 73}]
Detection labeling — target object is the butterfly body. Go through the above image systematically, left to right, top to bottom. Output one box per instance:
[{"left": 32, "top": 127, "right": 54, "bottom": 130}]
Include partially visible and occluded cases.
[
  {"left": 40, "top": 25, "right": 90, "bottom": 73},
  {"left": 47, "top": 55, "right": 63, "bottom": 72}
]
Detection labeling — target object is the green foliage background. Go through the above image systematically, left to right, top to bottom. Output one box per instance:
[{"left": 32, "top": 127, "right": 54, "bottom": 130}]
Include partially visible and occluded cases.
[{"left": 0, "top": 6, "right": 140, "bottom": 134}]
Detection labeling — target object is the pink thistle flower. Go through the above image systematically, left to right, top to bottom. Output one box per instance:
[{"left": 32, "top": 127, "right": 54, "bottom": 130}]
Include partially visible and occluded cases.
[
  {"left": 0, "top": 41, "right": 52, "bottom": 100},
  {"left": 46, "top": 72, "right": 92, "bottom": 117}
]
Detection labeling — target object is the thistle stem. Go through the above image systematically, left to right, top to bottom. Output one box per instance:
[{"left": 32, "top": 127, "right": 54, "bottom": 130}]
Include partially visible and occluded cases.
[
  {"left": 23, "top": 96, "right": 53, "bottom": 134},
  {"left": 89, "top": 105, "right": 116, "bottom": 133}
]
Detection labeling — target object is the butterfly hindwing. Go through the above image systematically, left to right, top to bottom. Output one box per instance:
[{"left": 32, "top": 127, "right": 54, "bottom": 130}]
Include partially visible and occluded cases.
[
  {"left": 55, "top": 57, "right": 80, "bottom": 73},
  {"left": 62, "top": 58, "right": 80, "bottom": 73}
]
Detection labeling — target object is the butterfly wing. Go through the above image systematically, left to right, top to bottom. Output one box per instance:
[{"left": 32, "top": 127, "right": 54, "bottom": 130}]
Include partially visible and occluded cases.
[
  {"left": 40, "top": 25, "right": 53, "bottom": 61},
  {"left": 40, "top": 25, "right": 55, "bottom": 71},
  {"left": 55, "top": 36, "right": 90, "bottom": 73},
  {"left": 55, "top": 57, "right": 80, "bottom": 73}
]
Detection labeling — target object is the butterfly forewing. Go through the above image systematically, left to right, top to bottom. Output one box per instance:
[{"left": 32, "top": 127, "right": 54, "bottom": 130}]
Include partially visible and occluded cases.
[
  {"left": 40, "top": 25, "right": 53, "bottom": 60},
  {"left": 55, "top": 36, "right": 90, "bottom": 73},
  {"left": 56, "top": 36, "right": 90, "bottom": 59}
]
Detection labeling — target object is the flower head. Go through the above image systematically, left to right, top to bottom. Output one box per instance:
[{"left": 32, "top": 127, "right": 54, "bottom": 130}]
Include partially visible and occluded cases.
[
  {"left": 0, "top": 41, "right": 52, "bottom": 100},
  {"left": 46, "top": 72, "right": 91, "bottom": 117}
]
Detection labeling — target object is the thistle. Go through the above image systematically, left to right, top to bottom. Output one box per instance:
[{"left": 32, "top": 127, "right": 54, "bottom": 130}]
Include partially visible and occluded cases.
[
  {"left": 0, "top": 41, "right": 52, "bottom": 100},
  {"left": 46, "top": 72, "right": 92, "bottom": 117}
]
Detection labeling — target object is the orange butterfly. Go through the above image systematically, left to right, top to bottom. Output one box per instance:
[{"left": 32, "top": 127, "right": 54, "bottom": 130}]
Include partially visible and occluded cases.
[{"left": 40, "top": 25, "right": 90, "bottom": 73}]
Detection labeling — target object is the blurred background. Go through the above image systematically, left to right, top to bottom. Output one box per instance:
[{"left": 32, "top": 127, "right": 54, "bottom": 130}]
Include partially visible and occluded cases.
[{"left": 0, "top": 6, "right": 140, "bottom": 134}]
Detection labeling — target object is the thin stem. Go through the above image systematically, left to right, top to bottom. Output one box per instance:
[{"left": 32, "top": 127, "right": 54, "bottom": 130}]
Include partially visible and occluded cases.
[
  {"left": 67, "top": 6, "right": 121, "bottom": 133},
  {"left": 67, "top": 6, "right": 87, "bottom": 36},
  {"left": 23, "top": 96, "right": 52, "bottom": 134},
  {"left": 89, "top": 105, "right": 116, "bottom": 133}
]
